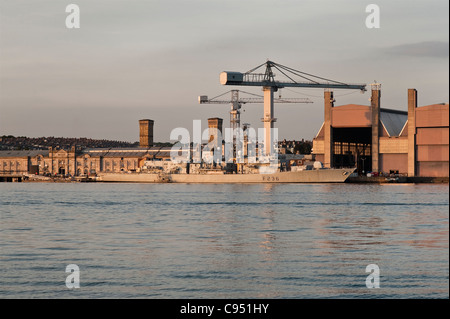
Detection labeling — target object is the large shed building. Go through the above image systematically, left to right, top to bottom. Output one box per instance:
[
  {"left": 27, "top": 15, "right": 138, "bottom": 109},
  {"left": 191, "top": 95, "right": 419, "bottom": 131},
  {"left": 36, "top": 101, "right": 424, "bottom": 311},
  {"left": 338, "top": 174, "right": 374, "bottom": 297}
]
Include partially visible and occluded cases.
[{"left": 313, "top": 87, "right": 449, "bottom": 177}]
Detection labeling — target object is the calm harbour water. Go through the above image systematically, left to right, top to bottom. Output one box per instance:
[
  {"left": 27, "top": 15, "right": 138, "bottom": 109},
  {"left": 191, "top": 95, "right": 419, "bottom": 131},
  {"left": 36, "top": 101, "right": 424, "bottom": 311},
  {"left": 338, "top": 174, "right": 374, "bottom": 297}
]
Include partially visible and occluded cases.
[{"left": 0, "top": 182, "right": 448, "bottom": 299}]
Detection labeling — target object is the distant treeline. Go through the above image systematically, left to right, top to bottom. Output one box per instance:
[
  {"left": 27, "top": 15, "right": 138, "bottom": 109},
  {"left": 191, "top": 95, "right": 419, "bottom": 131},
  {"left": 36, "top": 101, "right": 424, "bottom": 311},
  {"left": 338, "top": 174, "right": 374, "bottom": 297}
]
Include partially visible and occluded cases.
[
  {"left": 0, "top": 135, "right": 173, "bottom": 150},
  {"left": 0, "top": 135, "right": 309, "bottom": 153}
]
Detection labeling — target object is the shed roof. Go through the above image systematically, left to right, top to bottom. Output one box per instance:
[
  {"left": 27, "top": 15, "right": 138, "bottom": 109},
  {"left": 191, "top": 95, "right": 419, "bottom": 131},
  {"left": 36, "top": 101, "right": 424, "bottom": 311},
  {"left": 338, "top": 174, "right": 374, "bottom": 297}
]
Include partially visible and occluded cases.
[
  {"left": 380, "top": 109, "right": 408, "bottom": 137},
  {"left": 83, "top": 147, "right": 173, "bottom": 158},
  {"left": 0, "top": 150, "right": 49, "bottom": 158}
]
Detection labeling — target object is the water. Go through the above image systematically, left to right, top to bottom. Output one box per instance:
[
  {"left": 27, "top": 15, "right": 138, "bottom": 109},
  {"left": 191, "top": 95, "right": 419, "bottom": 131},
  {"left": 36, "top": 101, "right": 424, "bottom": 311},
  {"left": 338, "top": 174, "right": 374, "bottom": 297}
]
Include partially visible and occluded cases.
[{"left": 0, "top": 183, "right": 448, "bottom": 299}]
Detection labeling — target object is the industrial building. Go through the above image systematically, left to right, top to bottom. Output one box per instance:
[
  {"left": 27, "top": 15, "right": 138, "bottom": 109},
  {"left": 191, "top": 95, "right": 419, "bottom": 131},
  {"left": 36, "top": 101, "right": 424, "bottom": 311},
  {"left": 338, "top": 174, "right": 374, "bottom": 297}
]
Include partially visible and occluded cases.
[
  {"left": 1, "top": 85, "right": 448, "bottom": 180},
  {"left": 312, "top": 87, "right": 449, "bottom": 177},
  {"left": 0, "top": 146, "right": 173, "bottom": 177}
]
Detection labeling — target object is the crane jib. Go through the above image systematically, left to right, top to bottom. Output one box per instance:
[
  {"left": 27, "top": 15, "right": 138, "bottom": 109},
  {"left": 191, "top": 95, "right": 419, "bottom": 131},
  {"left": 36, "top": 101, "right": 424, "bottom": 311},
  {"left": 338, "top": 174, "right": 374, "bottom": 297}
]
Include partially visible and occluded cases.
[
  {"left": 219, "top": 65, "right": 367, "bottom": 92},
  {"left": 222, "top": 80, "right": 366, "bottom": 91}
]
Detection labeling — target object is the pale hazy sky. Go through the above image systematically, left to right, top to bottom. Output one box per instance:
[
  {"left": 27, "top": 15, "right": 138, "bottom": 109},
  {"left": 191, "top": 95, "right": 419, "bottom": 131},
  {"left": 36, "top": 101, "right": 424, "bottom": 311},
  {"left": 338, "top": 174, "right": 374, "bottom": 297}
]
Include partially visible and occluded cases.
[{"left": 0, "top": 0, "right": 448, "bottom": 142}]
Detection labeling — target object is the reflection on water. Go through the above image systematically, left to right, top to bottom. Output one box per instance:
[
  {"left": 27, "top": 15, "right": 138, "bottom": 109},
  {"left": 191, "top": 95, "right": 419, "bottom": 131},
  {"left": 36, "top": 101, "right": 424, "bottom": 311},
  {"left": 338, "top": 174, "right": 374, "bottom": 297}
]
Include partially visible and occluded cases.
[{"left": 0, "top": 183, "right": 448, "bottom": 298}]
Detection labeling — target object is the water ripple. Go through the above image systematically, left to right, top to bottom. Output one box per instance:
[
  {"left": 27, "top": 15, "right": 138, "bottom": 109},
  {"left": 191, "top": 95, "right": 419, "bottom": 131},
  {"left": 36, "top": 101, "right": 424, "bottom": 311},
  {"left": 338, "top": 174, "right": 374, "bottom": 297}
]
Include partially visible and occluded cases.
[{"left": 0, "top": 183, "right": 448, "bottom": 298}]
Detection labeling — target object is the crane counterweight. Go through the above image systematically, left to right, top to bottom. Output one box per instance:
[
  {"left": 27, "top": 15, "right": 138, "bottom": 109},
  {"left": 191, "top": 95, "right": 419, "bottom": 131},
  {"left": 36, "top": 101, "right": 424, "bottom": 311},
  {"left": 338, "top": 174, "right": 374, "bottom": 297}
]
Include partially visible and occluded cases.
[{"left": 220, "top": 72, "right": 244, "bottom": 85}]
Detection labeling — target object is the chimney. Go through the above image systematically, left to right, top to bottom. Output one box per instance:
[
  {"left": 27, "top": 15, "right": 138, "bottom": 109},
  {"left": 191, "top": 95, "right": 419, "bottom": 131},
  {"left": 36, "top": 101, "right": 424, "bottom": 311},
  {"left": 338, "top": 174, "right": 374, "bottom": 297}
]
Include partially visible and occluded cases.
[
  {"left": 371, "top": 83, "right": 381, "bottom": 173},
  {"left": 407, "top": 89, "right": 417, "bottom": 177},
  {"left": 323, "top": 90, "right": 334, "bottom": 168},
  {"left": 207, "top": 117, "right": 223, "bottom": 148},
  {"left": 139, "top": 119, "right": 154, "bottom": 148}
]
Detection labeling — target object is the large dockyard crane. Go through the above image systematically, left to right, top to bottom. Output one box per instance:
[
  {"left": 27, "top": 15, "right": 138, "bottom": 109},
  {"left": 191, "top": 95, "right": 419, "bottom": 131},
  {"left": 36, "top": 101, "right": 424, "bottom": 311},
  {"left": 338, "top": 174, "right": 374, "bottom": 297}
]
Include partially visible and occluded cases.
[{"left": 219, "top": 60, "right": 367, "bottom": 155}]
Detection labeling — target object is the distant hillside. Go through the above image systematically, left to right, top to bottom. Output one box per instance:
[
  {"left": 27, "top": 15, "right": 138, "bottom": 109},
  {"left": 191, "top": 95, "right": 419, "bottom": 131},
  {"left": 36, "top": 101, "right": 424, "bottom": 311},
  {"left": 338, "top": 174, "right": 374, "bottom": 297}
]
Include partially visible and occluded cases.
[
  {"left": 0, "top": 135, "right": 139, "bottom": 150},
  {"left": 0, "top": 135, "right": 310, "bottom": 153}
]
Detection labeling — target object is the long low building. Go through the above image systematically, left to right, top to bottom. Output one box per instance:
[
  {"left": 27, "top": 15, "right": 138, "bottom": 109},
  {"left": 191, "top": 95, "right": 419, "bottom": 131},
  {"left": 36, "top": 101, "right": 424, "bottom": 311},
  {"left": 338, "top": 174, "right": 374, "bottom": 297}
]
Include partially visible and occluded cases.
[
  {"left": 312, "top": 87, "right": 449, "bottom": 177},
  {"left": 0, "top": 146, "right": 172, "bottom": 177}
]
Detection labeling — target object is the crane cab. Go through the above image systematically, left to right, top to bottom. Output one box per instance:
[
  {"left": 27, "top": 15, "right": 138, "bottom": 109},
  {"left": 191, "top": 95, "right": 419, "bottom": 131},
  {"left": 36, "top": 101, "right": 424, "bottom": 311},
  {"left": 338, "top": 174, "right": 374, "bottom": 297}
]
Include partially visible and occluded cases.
[{"left": 220, "top": 72, "right": 244, "bottom": 85}]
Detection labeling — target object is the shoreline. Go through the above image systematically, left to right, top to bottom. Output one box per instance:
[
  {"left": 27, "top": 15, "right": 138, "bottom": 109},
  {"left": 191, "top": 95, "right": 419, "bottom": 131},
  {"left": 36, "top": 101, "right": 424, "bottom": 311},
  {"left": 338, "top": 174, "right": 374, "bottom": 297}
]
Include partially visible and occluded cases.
[
  {"left": 1, "top": 175, "right": 448, "bottom": 184},
  {"left": 347, "top": 176, "right": 449, "bottom": 184}
]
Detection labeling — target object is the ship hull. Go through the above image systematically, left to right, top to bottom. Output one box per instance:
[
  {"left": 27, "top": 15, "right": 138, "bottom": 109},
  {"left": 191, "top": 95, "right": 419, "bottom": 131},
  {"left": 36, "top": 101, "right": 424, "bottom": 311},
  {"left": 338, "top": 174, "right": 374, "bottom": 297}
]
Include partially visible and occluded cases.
[{"left": 97, "top": 168, "right": 355, "bottom": 183}]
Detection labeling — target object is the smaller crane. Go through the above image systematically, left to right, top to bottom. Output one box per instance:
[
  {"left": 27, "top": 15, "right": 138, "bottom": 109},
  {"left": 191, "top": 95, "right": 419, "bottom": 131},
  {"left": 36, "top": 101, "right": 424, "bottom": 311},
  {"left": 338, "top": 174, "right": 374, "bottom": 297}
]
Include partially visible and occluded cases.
[{"left": 198, "top": 89, "right": 312, "bottom": 133}]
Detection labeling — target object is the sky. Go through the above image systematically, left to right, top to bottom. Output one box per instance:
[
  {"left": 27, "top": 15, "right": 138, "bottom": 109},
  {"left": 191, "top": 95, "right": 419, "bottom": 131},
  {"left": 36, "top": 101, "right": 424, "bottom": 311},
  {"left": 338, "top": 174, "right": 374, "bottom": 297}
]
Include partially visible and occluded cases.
[{"left": 0, "top": 0, "right": 448, "bottom": 143}]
